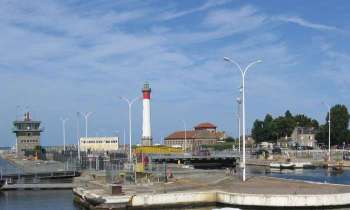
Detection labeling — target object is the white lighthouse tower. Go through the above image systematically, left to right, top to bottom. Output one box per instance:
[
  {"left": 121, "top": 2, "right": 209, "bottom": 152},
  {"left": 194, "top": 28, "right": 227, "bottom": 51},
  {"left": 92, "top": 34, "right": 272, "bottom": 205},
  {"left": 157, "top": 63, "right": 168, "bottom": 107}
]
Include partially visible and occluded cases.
[{"left": 141, "top": 82, "right": 152, "bottom": 146}]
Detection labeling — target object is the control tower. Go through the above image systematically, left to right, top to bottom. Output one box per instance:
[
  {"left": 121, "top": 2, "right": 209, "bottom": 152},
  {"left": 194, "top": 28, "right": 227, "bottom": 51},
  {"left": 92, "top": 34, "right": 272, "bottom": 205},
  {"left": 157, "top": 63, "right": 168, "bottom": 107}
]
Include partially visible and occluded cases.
[{"left": 13, "top": 112, "right": 43, "bottom": 154}]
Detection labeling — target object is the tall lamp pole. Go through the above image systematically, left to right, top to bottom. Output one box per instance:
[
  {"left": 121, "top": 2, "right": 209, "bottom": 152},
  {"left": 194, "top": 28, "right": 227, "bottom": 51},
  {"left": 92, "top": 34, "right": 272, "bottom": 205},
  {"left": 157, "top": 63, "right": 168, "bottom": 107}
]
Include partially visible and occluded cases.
[
  {"left": 224, "top": 57, "right": 262, "bottom": 182},
  {"left": 120, "top": 96, "right": 139, "bottom": 163},
  {"left": 236, "top": 97, "right": 241, "bottom": 153},
  {"left": 323, "top": 102, "right": 331, "bottom": 161},
  {"left": 76, "top": 112, "right": 81, "bottom": 160},
  {"left": 83, "top": 112, "right": 93, "bottom": 138},
  {"left": 61, "top": 118, "right": 69, "bottom": 152},
  {"left": 182, "top": 120, "right": 187, "bottom": 152},
  {"left": 123, "top": 128, "right": 126, "bottom": 151},
  {"left": 114, "top": 130, "right": 119, "bottom": 148}
]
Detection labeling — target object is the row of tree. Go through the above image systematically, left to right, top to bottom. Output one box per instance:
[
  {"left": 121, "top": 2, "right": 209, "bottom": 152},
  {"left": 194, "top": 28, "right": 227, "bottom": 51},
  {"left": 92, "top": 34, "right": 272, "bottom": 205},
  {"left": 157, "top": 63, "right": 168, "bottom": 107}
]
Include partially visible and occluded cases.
[{"left": 251, "top": 104, "right": 350, "bottom": 146}]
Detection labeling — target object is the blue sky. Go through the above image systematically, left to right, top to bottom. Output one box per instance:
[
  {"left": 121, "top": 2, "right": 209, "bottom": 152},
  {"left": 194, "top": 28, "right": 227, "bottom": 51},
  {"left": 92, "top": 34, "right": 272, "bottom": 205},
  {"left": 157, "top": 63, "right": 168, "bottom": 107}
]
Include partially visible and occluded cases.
[{"left": 0, "top": 0, "right": 349, "bottom": 147}]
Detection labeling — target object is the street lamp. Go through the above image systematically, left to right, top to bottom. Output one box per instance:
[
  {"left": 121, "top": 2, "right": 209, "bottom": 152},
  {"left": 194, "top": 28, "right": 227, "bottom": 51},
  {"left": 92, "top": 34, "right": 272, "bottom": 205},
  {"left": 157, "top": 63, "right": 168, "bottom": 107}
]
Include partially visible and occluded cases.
[
  {"left": 224, "top": 57, "right": 262, "bottom": 182},
  {"left": 120, "top": 96, "right": 139, "bottom": 163},
  {"left": 236, "top": 97, "right": 241, "bottom": 153},
  {"left": 322, "top": 102, "right": 331, "bottom": 161},
  {"left": 76, "top": 112, "right": 81, "bottom": 161},
  {"left": 83, "top": 112, "right": 93, "bottom": 138},
  {"left": 61, "top": 118, "right": 69, "bottom": 152},
  {"left": 182, "top": 120, "right": 187, "bottom": 152},
  {"left": 123, "top": 128, "right": 126, "bottom": 151},
  {"left": 114, "top": 130, "right": 119, "bottom": 148}
]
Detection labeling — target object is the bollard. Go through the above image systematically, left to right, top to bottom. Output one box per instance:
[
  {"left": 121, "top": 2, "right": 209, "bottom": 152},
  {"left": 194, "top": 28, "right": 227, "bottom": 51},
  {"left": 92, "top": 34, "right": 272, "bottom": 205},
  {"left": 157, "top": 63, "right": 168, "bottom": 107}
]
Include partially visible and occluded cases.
[{"left": 107, "top": 184, "right": 122, "bottom": 195}]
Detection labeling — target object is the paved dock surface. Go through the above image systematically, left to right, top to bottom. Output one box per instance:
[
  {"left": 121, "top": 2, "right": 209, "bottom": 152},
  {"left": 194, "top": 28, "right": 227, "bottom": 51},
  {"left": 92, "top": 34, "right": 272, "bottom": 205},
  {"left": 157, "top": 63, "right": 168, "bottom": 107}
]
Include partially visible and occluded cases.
[
  {"left": 0, "top": 153, "right": 67, "bottom": 173},
  {"left": 75, "top": 165, "right": 350, "bottom": 196},
  {"left": 73, "top": 170, "right": 350, "bottom": 209}
]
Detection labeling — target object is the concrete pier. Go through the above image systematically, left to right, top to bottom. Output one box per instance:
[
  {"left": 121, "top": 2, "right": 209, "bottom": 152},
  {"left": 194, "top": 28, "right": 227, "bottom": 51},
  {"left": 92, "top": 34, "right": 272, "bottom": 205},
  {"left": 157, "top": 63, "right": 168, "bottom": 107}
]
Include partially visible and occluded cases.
[{"left": 73, "top": 170, "right": 350, "bottom": 209}]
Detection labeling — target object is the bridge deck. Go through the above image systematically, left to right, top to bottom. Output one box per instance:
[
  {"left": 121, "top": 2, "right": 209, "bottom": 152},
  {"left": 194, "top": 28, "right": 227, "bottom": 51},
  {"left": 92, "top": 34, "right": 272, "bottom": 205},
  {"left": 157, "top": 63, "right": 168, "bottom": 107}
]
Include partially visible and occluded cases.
[
  {"left": 151, "top": 154, "right": 239, "bottom": 161},
  {"left": 1, "top": 170, "right": 80, "bottom": 179},
  {"left": 2, "top": 183, "right": 77, "bottom": 190}
]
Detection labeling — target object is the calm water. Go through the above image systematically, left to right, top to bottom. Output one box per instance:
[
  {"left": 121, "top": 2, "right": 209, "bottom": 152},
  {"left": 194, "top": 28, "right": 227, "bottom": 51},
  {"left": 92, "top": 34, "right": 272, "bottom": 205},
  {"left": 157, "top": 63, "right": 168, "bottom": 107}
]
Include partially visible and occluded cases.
[
  {"left": 2, "top": 156, "right": 350, "bottom": 210},
  {"left": 247, "top": 165, "right": 350, "bottom": 185},
  {"left": 0, "top": 190, "right": 83, "bottom": 210}
]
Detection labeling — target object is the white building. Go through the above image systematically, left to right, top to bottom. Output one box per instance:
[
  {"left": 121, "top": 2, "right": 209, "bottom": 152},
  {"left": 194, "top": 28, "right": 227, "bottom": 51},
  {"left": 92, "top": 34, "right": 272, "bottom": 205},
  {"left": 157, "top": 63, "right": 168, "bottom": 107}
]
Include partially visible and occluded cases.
[
  {"left": 290, "top": 127, "right": 317, "bottom": 148},
  {"left": 80, "top": 137, "right": 119, "bottom": 152}
]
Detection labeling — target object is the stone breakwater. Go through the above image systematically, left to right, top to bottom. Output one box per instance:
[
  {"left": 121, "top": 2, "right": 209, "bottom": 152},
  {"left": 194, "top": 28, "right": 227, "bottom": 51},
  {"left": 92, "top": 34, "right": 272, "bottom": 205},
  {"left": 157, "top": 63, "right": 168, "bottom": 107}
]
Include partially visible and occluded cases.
[{"left": 73, "top": 187, "right": 350, "bottom": 209}]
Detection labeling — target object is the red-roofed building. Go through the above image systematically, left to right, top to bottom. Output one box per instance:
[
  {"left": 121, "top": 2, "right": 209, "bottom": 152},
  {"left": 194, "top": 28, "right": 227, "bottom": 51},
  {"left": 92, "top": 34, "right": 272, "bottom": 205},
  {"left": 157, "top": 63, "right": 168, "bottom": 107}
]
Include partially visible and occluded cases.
[
  {"left": 164, "top": 122, "right": 226, "bottom": 152},
  {"left": 194, "top": 122, "right": 217, "bottom": 132}
]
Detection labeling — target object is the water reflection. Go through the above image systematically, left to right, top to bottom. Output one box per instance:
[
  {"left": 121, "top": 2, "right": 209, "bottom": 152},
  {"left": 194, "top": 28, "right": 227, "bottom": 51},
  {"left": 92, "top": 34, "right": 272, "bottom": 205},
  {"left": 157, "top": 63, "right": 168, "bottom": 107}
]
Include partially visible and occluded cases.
[{"left": 247, "top": 165, "right": 350, "bottom": 185}]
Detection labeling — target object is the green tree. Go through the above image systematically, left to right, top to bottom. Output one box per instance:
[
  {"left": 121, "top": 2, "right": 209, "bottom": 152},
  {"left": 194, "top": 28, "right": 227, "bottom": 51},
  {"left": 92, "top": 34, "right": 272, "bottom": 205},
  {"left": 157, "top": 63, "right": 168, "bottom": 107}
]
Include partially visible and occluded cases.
[
  {"left": 316, "top": 104, "right": 350, "bottom": 146},
  {"left": 252, "top": 110, "right": 319, "bottom": 143},
  {"left": 285, "top": 110, "right": 293, "bottom": 119},
  {"left": 263, "top": 114, "right": 278, "bottom": 142},
  {"left": 294, "top": 114, "right": 319, "bottom": 128},
  {"left": 274, "top": 115, "right": 296, "bottom": 138},
  {"left": 252, "top": 120, "right": 264, "bottom": 143},
  {"left": 223, "top": 137, "right": 235, "bottom": 142}
]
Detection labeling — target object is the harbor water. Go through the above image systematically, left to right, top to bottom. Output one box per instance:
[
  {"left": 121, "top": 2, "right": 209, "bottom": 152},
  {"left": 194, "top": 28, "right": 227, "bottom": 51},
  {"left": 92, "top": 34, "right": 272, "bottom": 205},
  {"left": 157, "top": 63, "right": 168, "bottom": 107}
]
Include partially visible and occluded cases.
[{"left": 248, "top": 165, "right": 350, "bottom": 185}]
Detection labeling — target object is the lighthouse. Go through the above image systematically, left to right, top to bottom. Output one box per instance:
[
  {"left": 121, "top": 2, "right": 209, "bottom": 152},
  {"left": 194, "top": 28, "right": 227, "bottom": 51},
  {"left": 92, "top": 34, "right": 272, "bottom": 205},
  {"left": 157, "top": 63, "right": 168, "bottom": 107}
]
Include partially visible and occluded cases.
[{"left": 141, "top": 82, "right": 152, "bottom": 146}]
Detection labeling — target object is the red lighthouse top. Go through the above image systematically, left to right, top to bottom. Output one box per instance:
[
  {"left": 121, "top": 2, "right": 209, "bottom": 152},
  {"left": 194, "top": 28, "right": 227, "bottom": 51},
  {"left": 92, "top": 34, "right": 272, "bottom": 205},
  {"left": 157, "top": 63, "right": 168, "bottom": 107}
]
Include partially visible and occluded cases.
[{"left": 142, "top": 82, "right": 151, "bottom": 99}]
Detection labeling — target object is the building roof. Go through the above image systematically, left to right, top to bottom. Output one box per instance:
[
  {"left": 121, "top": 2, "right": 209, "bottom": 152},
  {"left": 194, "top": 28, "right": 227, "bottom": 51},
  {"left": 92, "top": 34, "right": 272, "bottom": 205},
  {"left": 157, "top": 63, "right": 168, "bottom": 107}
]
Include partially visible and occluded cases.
[
  {"left": 194, "top": 122, "right": 217, "bottom": 129},
  {"left": 294, "top": 127, "right": 316, "bottom": 135},
  {"left": 165, "top": 130, "right": 224, "bottom": 140}
]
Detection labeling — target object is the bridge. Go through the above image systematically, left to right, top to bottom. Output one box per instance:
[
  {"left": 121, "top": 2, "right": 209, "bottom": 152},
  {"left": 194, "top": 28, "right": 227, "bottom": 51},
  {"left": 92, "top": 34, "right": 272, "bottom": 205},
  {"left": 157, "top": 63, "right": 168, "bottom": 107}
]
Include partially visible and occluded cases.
[
  {"left": 150, "top": 153, "right": 239, "bottom": 169},
  {"left": 1, "top": 170, "right": 80, "bottom": 184}
]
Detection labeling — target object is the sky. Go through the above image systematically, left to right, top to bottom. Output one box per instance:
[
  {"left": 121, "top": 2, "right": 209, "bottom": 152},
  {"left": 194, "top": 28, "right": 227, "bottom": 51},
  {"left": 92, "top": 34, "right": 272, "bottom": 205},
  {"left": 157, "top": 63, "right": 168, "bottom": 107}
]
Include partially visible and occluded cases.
[{"left": 0, "top": 0, "right": 349, "bottom": 147}]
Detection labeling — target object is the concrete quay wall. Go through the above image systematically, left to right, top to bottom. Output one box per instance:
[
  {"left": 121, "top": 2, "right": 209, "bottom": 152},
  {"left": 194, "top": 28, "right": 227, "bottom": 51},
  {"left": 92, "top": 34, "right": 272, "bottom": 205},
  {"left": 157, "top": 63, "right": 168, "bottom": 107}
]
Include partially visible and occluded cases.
[
  {"left": 74, "top": 187, "right": 350, "bottom": 209},
  {"left": 131, "top": 191, "right": 216, "bottom": 207},
  {"left": 131, "top": 191, "right": 350, "bottom": 208},
  {"left": 216, "top": 191, "right": 350, "bottom": 207}
]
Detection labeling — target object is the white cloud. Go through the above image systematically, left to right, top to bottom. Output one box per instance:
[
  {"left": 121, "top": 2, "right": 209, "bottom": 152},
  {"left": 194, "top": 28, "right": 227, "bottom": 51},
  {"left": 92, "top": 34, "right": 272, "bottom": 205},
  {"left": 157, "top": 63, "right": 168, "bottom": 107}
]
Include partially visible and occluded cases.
[
  {"left": 159, "top": 0, "right": 232, "bottom": 20},
  {"left": 204, "top": 5, "right": 263, "bottom": 27},
  {"left": 165, "top": 6, "right": 266, "bottom": 44},
  {"left": 276, "top": 15, "right": 338, "bottom": 31}
]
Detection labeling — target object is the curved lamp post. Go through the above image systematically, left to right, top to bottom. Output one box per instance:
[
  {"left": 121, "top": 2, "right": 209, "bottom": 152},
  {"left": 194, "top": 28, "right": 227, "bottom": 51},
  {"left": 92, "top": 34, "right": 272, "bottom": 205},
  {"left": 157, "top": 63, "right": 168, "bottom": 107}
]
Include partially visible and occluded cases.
[
  {"left": 224, "top": 57, "right": 262, "bottom": 182},
  {"left": 120, "top": 96, "right": 139, "bottom": 163},
  {"left": 83, "top": 112, "right": 93, "bottom": 138}
]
